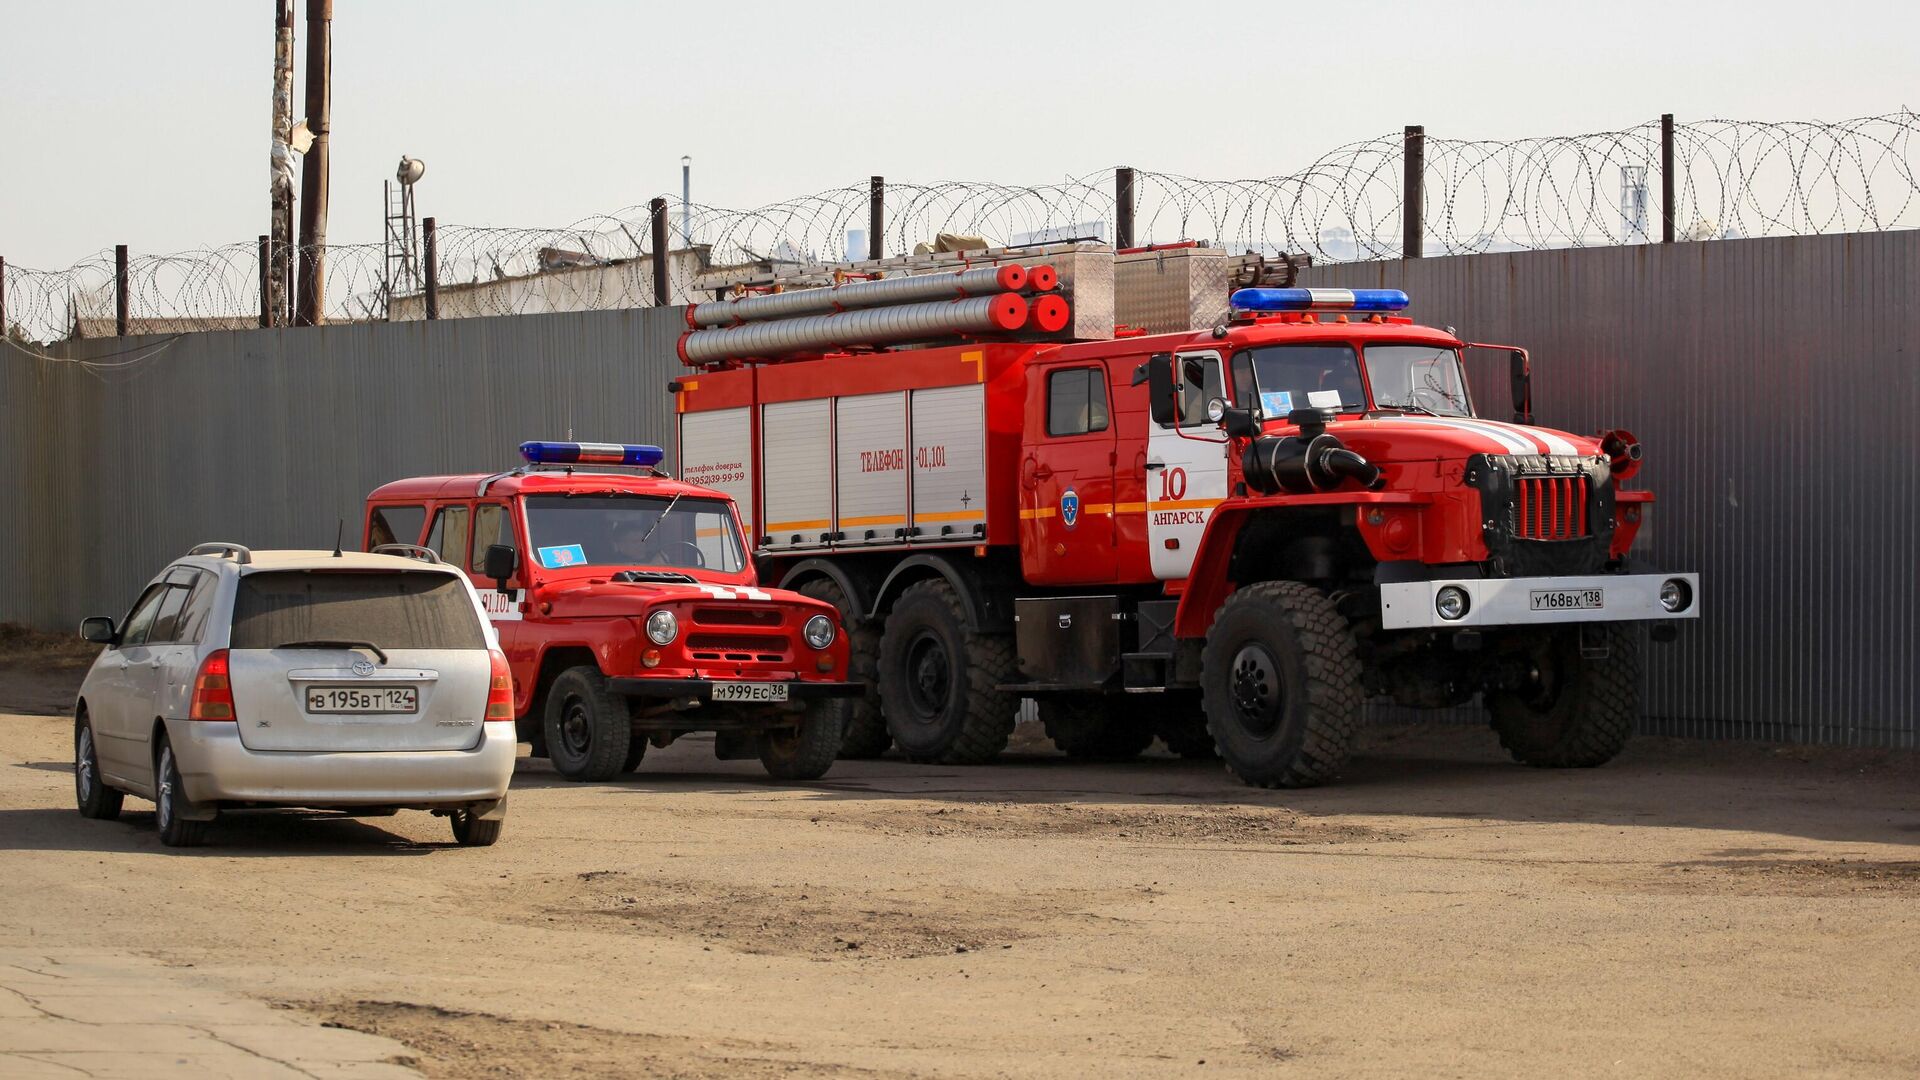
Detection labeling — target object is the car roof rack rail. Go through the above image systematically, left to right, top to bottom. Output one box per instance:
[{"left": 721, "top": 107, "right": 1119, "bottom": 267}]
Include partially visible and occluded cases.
[
  {"left": 187, "top": 542, "right": 253, "bottom": 565},
  {"left": 370, "top": 544, "right": 443, "bottom": 563}
]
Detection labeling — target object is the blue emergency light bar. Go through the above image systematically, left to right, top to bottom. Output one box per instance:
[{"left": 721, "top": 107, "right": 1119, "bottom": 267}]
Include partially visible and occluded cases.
[
  {"left": 1230, "top": 287, "right": 1410, "bottom": 313},
  {"left": 519, "top": 441, "right": 665, "bottom": 468}
]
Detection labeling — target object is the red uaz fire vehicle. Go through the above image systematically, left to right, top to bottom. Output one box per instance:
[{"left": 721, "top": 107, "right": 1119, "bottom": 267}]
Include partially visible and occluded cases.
[
  {"left": 675, "top": 274, "right": 1699, "bottom": 788},
  {"left": 364, "top": 441, "right": 857, "bottom": 782}
]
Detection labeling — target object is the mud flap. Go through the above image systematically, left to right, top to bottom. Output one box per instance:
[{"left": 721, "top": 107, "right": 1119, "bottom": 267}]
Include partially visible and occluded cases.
[{"left": 467, "top": 797, "right": 507, "bottom": 822}]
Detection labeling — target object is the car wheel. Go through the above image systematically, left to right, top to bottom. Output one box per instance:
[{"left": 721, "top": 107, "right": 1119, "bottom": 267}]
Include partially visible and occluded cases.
[
  {"left": 542, "top": 666, "right": 633, "bottom": 782},
  {"left": 758, "top": 702, "right": 846, "bottom": 781},
  {"left": 74, "top": 714, "right": 124, "bottom": 820},
  {"left": 154, "top": 735, "right": 210, "bottom": 847},
  {"left": 451, "top": 807, "right": 503, "bottom": 846}
]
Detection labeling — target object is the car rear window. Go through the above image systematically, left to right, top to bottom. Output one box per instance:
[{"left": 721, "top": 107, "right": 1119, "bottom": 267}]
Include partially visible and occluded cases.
[{"left": 229, "top": 571, "right": 486, "bottom": 651}]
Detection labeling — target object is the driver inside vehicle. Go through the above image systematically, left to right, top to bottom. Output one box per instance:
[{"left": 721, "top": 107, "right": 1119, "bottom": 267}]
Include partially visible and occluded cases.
[{"left": 609, "top": 518, "right": 663, "bottom": 565}]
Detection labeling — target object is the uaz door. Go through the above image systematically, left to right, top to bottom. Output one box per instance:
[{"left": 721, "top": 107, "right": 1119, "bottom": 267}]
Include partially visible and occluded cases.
[{"left": 1021, "top": 363, "right": 1117, "bottom": 584}]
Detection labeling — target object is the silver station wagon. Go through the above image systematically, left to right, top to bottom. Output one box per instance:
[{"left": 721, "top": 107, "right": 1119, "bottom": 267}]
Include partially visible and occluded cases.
[{"left": 72, "top": 543, "right": 517, "bottom": 847}]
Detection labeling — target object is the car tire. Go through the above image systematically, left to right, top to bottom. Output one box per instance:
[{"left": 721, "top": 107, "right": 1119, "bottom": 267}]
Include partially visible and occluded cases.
[
  {"left": 795, "top": 578, "right": 891, "bottom": 759},
  {"left": 876, "top": 579, "right": 1018, "bottom": 765},
  {"left": 1200, "top": 581, "right": 1363, "bottom": 789},
  {"left": 1488, "top": 625, "right": 1638, "bottom": 768},
  {"left": 543, "top": 667, "right": 633, "bottom": 783},
  {"left": 1038, "top": 698, "right": 1155, "bottom": 761},
  {"left": 758, "top": 702, "right": 846, "bottom": 781},
  {"left": 74, "top": 714, "right": 124, "bottom": 820},
  {"left": 154, "top": 735, "right": 211, "bottom": 847},
  {"left": 451, "top": 807, "right": 504, "bottom": 846}
]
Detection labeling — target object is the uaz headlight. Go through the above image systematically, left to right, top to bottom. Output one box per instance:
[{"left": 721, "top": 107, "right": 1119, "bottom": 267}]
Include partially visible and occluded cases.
[
  {"left": 645, "top": 609, "right": 679, "bottom": 645},
  {"left": 803, "top": 613, "right": 836, "bottom": 649}
]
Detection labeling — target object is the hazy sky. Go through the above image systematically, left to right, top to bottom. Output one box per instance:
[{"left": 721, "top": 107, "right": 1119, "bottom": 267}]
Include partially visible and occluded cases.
[{"left": 1, "top": 0, "right": 1914, "bottom": 268}]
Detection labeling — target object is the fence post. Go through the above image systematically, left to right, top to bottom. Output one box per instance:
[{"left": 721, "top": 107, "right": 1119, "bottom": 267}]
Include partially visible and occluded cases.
[
  {"left": 1661, "top": 113, "right": 1676, "bottom": 244},
  {"left": 1402, "top": 126, "right": 1425, "bottom": 259},
  {"left": 1115, "top": 166, "right": 1136, "bottom": 250},
  {"left": 869, "top": 176, "right": 884, "bottom": 261},
  {"left": 649, "top": 197, "right": 670, "bottom": 306},
  {"left": 422, "top": 217, "right": 439, "bottom": 320},
  {"left": 257, "top": 236, "right": 271, "bottom": 327},
  {"left": 115, "top": 244, "right": 130, "bottom": 336},
  {"left": 0, "top": 256, "right": 7, "bottom": 338}
]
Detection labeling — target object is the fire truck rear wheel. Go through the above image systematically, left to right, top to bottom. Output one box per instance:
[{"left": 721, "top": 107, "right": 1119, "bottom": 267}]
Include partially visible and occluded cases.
[
  {"left": 795, "top": 578, "right": 891, "bottom": 759},
  {"left": 876, "top": 579, "right": 1018, "bottom": 765},
  {"left": 1200, "top": 581, "right": 1363, "bottom": 788},
  {"left": 1488, "top": 625, "right": 1639, "bottom": 768},
  {"left": 542, "top": 666, "right": 634, "bottom": 783},
  {"left": 1039, "top": 698, "right": 1155, "bottom": 761},
  {"left": 758, "top": 703, "right": 846, "bottom": 781},
  {"left": 1152, "top": 703, "right": 1219, "bottom": 759}
]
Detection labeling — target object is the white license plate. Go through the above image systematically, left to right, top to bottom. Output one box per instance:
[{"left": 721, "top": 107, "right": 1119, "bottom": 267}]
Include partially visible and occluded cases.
[
  {"left": 1529, "top": 588, "right": 1604, "bottom": 611},
  {"left": 710, "top": 681, "right": 789, "bottom": 703},
  {"left": 306, "top": 686, "right": 419, "bottom": 714}
]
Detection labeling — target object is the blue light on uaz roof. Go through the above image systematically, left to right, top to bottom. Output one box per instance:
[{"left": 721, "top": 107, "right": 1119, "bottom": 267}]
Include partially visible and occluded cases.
[
  {"left": 1230, "top": 287, "right": 1410, "bottom": 313},
  {"left": 519, "top": 441, "right": 665, "bottom": 467}
]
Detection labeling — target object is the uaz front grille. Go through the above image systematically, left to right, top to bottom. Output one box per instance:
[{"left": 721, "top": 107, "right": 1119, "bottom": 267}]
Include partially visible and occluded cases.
[{"left": 1514, "top": 474, "right": 1592, "bottom": 541}]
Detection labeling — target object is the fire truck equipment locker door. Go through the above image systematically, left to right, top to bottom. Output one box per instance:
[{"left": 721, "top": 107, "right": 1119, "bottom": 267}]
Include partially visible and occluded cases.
[
  {"left": 1145, "top": 351, "right": 1228, "bottom": 580},
  {"left": 1023, "top": 364, "right": 1118, "bottom": 583},
  {"left": 909, "top": 385, "right": 986, "bottom": 542},
  {"left": 835, "top": 392, "right": 910, "bottom": 545},
  {"left": 761, "top": 399, "right": 834, "bottom": 550},
  {"left": 678, "top": 408, "right": 756, "bottom": 542}
]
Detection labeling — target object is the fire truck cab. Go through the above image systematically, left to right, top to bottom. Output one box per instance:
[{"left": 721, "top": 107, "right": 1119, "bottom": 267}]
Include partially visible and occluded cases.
[
  {"left": 677, "top": 280, "right": 1700, "bottom": 787},
  {"left": 363, "top": 441, "right": 857, "bottom": 782}
]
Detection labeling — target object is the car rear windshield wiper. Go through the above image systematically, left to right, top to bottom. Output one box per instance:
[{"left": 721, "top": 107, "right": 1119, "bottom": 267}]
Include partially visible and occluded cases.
[{"left": 274, "top": 639, "right": 389, "bottom": 664}]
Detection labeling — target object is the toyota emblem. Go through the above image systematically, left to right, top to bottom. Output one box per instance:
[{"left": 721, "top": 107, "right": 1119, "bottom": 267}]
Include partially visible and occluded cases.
[{"left": 351, "top": 658, "right": 376, "bottom": 677}]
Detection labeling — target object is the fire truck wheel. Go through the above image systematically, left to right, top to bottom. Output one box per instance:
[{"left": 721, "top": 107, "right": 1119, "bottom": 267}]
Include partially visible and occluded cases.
[
  {"left": 795, "top": 578, "right": 891, "bottom": 759},
  {"left": 876, "top": 579, "right": 1018, "bottom": 765},
  {"left": 1200, "top": 581, "right": 1363, "bottom": 789},
  {"left": 1488, "top": 625, "right": 1639, "bottom": 768},
  {"left": 542, "top": 667, "right": 634, "bottom": 783},
  {"left": 1039, "top": 698, "right": 1155, "bottom": 761},
  {"left": 758, "top": 703, "right": 846, "bottom": 781},
  {"left": 1152, "top": 708, "right": 1219, "bottom": 759}
]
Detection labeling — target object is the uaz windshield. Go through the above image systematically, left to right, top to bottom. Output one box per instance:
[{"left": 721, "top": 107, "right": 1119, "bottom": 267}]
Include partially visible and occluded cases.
[{"left": 523, "top": 494, "right": 746, "bottom": 574}]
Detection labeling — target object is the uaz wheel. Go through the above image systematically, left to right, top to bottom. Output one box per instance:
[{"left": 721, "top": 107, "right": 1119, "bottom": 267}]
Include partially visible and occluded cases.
[
  {"left": 795, "top": 577, "right": 891, "bottom": 759},
  {"left": 876, "top": 579, "right": 1017, "bottom": 765},
  {"left": 1200, "top": 581, "right": 1363, "bottom": 788},
  {"left": 543, "top": 666, "right": 633, "bottom": 782},
  {"left": 758, "top": 702, "right": 845, "bottom": 781}
]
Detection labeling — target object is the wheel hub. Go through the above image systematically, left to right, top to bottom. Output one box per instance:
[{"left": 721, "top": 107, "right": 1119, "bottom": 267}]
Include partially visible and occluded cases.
[
  {"left": 904, "top": 633, "right": 952, "bottom": 718},
  {"left": 1229, "top": 643, "right": 1282, "bottom": 738},
  {"left": 560, "top": 697, "right": 594, "bottom": 756},
  {"left": 77, "top": 730, "right": 94, "bottom": 799}
]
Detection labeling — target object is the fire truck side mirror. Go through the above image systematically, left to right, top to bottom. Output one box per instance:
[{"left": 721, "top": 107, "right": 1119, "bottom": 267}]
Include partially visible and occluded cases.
[
  {"left": 1509, "top": 349, "right": 1533, "bottom": 425},
  {"left": 1143, "top": 353, "right": 1178, "bottom": 425},
  {"left": 1221, "top": 407, "right": 1258, "bottom": 439},
  {"left": 482, "top": 544, "right": 517, "bottom": 589}
]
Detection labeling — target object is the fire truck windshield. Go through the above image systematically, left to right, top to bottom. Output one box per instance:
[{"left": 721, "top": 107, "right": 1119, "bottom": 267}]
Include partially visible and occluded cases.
[
  {"left": 1234, "top": 344, "right": 1368, "bottom": 418},
  {"left": 1363, "top": 345, "right": 1473, "bottom": 417},
  {"left": 523, "top": 494, "right": 747, "bottom": 574}
]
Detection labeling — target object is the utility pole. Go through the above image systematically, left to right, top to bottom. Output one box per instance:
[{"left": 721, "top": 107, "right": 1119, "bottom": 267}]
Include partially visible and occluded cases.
[
  {"left": 269, "top": 0, "right": 295, "bottom": 327},
  {"left": 295, "top": 0, "right": 332, "bottom": 326},
  {"left": 681, "top": 156, "right": 692, "bottom": 246}
]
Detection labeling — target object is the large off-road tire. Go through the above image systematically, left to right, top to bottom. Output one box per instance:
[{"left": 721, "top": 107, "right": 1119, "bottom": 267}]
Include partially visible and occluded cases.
[
  {"left": 796, "top": 578, "right": 891, "bottom": 759},
  {"left": 876, "top": 579, "right": 1018, "bottom": 765},
  {"left": 1200, "top": 581, "right": 1363, "bottom": 788},
  {"left": 1488, "top": 625, "right": 1639, "bottom": 768},
  {"left": 543, "top": 667, "right": 633, "bottom": 782},
  {"left": 1039, "top": 698, "right": 1156, "bottom": 761},
  {"left": 1151, "top": 699, "right": 1219, "bottom": 760},
  {"left": 758, "top": 703, "right": 846, "bottom": 781},
  {"left": 74, "top": 713, "right": 124, "bottom": 820},
  {"left": 154, "top": 736, "right": 211, "bottom": 848},
  {"left": 451, "top": 806, "right": 504, "bottom": 847}
]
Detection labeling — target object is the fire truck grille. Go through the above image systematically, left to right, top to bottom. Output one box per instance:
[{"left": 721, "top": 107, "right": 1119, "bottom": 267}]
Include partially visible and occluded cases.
[
  {"left": 1512, "top": 475, "right": 1591, "bottom": 541},
  {"left": 690, "top": 606, "right": 783, "bottom": 627},
  {"left": 686, "top": 634, "right": 790, "bottom": 663}
]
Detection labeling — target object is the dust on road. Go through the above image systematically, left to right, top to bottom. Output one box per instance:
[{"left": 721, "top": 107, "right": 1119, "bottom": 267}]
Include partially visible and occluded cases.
[{"left": 2, "top": 703, "right": 1916, "bottom": 1079}]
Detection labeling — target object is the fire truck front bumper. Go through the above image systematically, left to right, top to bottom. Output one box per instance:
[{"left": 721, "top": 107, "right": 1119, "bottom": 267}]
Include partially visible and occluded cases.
[
  {"left": 1379, "top": 573, "right": 1700, "bottom": 630},
  {"left": 607, "top": 678, "right": 863, "bottom": 702}
]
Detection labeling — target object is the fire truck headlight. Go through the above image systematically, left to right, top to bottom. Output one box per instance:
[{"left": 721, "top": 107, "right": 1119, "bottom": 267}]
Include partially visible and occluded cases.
[
  {"left": 1205, "top": 397, "right": 1227, "bottom": 423},
  {"left": 1658, "top": 578, "right": 1692, "bottom": 613},
  {"left": 1435, "top": 586, "right": 1471, "bottom": 621},
  {"left": 645, "top": 609, "right": 679, "bottom": 645},
  {"left": 803, "top": 614, "right": 836, "bottom": 650}
]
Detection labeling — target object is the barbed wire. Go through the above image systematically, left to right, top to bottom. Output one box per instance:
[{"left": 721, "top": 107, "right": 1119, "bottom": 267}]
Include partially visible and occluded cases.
[{"left": 5, "top": 112, "right": 1916, "bottom": 344}]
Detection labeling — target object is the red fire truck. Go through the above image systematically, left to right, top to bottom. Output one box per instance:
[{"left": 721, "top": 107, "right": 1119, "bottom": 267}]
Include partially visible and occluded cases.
[
  {"left": 674, "top": 277, "right": 1699, "bottom": 787},
  {"left": 363, "top": 442, "right": 857, "bottom": 782}
]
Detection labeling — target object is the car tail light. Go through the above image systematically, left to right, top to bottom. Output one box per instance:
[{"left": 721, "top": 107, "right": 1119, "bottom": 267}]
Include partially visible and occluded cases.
[
  {"left": 187, "top": 649, "right": 236, "bottom": 721},
  {"left": 486, "top": 650, "right": 514, "bottom": 720}
]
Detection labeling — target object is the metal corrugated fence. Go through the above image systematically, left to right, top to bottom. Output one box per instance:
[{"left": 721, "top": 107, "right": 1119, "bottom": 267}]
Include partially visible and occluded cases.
[
  {"left": 4, "top": 231, "right": 1915, "bottom": 747},
  {"left": 1306, "top": 231, "right": 1918, "bottom": 747}
]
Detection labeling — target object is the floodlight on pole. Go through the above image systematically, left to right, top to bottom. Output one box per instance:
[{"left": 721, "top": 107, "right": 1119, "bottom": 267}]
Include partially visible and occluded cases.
[
  {"left": 396, "top": 156, "right": 426, "bottom": 186},
  {"left": 681, "top": 156, "right": 692, "bottom": 246}
]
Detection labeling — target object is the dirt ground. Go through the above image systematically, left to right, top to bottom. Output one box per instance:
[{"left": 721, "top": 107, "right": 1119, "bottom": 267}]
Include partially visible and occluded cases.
[{"left": 1, "top": 656, "right": 1917, "bottom": 1078}]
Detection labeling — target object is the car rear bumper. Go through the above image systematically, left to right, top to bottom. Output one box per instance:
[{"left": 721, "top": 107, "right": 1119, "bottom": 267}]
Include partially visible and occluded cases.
[
  {"left": 1379, "top": 572, "right": 1701, "bottom": 630},
  {"left": 608, "top": 677, "right": 863, "bottom": 701},
  {"left": 163, "top": 718, "right": 517, "bottom": 807}
]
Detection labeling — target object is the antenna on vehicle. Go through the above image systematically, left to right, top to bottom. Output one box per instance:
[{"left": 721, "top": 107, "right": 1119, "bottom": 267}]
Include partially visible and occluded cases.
[{"left": 332, "top": 518, "right": 345, "bottom": 558}]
